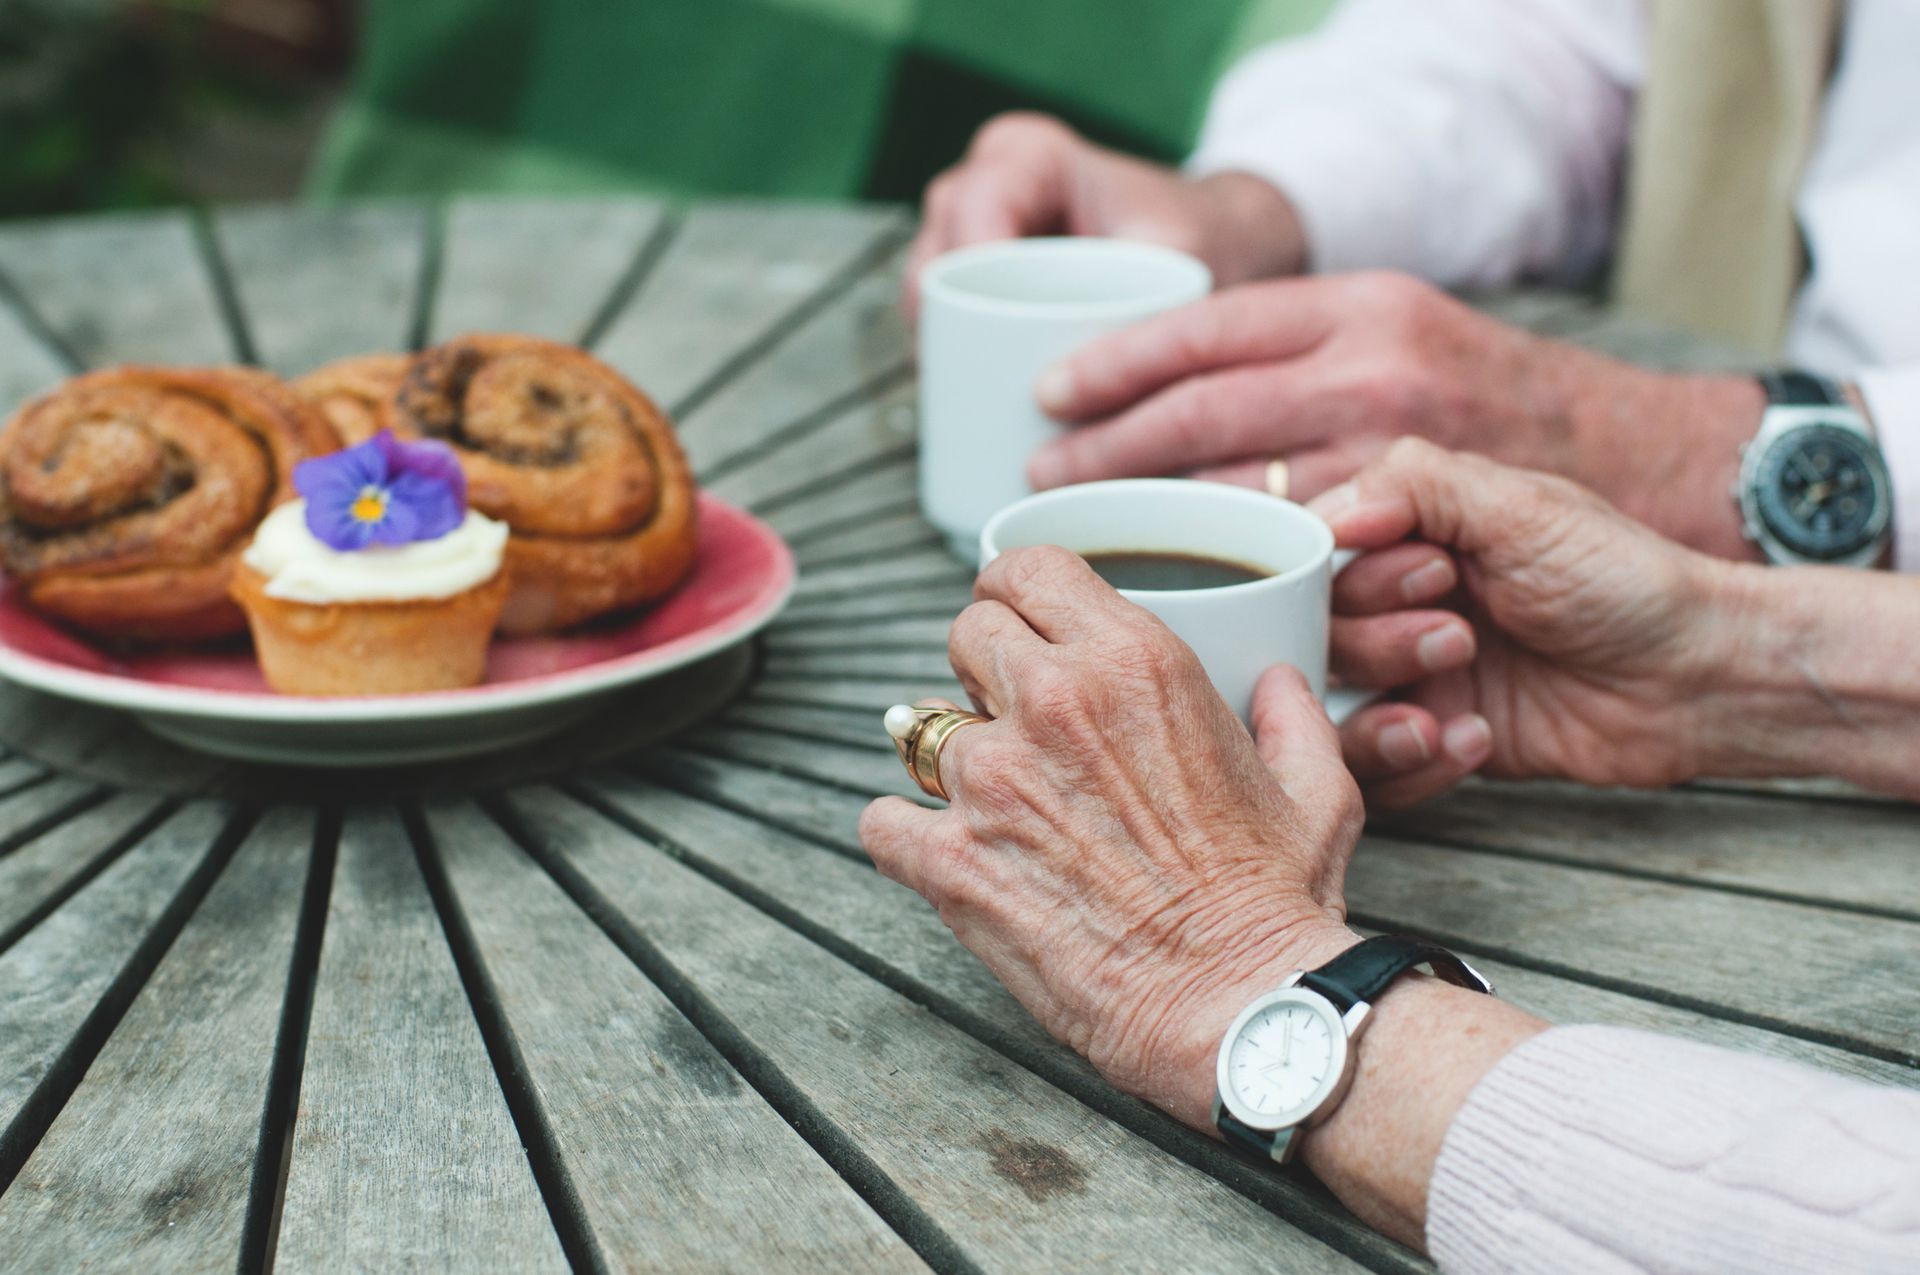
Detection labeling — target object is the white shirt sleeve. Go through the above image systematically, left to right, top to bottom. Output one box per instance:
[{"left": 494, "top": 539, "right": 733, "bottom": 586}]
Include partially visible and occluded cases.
[
  {"left": 1188, "top": 0, "right": 1644, "bottom": 288},
  {"left": 1856, "top": 368, "right": 1920, "bottom": 571}
]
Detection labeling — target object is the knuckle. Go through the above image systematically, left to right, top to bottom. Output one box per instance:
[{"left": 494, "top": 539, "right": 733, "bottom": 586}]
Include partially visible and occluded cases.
[
  {"left": 972, "top": 111, "right": 1069, "bottom": 158},
  {"left": 924, "top": 171, "right": 959, "bottom": 212},
  {"left": 1353, "top": 269, "right": 1434, "bottom": 316},
  {"left": 1169, "top": 302, "right": 1226, "bottom": 368},
  {"left": 1162, "top": 379, "right": 1223, "bottom": 452},
  {"left": 1383, "top": 434, "right": 1443, "bottom": 470},
  {"left": 994, "top": 543, "right": 1083, "bottom": 599},
  {"left": 946, "top": 600, "right": 992, "bottom": 655},
  {"left": 1098, "top": 619, "right": 1189, "bottom": 688},
  {"left": 1023, "top": 662, "right": 1101, "bottom": 738},
  {"left": 954, "top": 737, "right": 1022, "bottom": 813}
]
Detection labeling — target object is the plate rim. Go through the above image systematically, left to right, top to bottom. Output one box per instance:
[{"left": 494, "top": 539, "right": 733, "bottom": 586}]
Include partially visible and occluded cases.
[{"left": 0, "top": 495, "right": 795, "bottom": 725}]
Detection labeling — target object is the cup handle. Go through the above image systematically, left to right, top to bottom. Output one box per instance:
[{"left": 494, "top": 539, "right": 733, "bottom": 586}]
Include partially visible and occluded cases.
[{"left": 1325, "top": 550, "right": 1376, "bottom": 725}]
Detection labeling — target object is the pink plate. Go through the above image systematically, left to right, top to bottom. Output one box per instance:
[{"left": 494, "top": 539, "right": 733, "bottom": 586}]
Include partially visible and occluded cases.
[{"left": 0, "top": 494, "right": 794, "bottom": 765}]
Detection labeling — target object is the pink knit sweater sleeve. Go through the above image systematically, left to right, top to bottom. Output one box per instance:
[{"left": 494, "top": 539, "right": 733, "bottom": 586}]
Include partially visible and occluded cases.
[{"left": 1426, "top": 1025, "right": 1920, "bottom": 1273}]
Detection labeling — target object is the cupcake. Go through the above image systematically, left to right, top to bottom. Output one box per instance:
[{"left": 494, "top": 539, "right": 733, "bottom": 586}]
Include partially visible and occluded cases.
[{"left": 231, "top": 431, "right": 510, "bottom": 696}]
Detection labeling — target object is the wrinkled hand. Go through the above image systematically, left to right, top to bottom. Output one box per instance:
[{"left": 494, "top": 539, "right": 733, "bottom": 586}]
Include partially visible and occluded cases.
[
  {"left": 904, "top": 113, "right": 1306, "bottom": 319},
  {"left": 1029, "top": 272, "right": 1764, "bottom": 561},
  {"left": 1320, "top": 439, "right": 1730, "bottom": 806},
  {"left": 859, "top": 546, "right": 1361, "bottom": 1127}
]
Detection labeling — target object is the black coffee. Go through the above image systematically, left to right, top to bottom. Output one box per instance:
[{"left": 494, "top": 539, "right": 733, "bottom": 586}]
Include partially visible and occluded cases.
[{"left": 1082, "top": 549, "right": 1271, "bottom": 591}]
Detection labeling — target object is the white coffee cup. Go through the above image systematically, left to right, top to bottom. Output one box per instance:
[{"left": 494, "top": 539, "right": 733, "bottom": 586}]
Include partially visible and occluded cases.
[
  {"left": 917, "top": 238, "right": 1213, "bottom": 561},
  {"left": 980, "top": 479, "right": 1364, "bottom": 725}
]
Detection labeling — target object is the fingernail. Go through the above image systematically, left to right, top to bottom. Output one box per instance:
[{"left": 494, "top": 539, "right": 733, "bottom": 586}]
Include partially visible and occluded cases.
[
  {"left": 1034, "top": 364, "right": 1075, "bottom": 415},
  {"left": 1027, "top": 449, "right": 1066, "bottom": 490},
  {"left": 1307, "top": 482, "right": 1358, "bottom": 520},
  {"left": 1400, "top": 558, "right": 1454, "bottom": 602},
  {"left": 1416, "top": 623, "right": 1473, "bottom": 672},
  {"left": 1442, "top": 714, "right": 1492, "bottom": 763},
  {"left": 1378, "top": 721, "right": 1431, "bottom": 770}
]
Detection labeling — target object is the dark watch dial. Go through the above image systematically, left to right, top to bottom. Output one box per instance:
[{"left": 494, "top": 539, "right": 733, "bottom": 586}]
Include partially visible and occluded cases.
[{"left": 1753, "top": 424, "right": 1891, "bottom": 561}]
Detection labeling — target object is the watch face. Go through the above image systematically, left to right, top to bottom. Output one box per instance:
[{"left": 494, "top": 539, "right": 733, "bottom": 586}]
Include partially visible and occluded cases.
[
  {"left": 1754, "top": 424, "right": 1891, "bottom": 562},
  {"left": 1221, "top": 992, "right": 1343, "bottom": 1128}
]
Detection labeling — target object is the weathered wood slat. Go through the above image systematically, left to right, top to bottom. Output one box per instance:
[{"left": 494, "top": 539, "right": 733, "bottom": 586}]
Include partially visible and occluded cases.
[
  {"left": 435, "top": 196, "right": 668, "bottom": 344},
  {"left": 212, "top": 203, "right": 428, "bottom": 375},
  {"left": 592, "top": 203, "right": 905, "bottom": 415},
  {"left": 0, "top": 211, "right": 236, "bottom": 367},
  {"left": 682, "top": 245, "right": 909, "bottom": 475},
  {"left": 1458, "top": 289, "right": 1600, "bottom": 334},
  {"left": 0, "top": 298, "right": 70, "bottom": 418},
  {"left": 1560, "top": 313, "right": 1765, "bottom": 372},
  {"left": 705, "top": 381, "right": 919, "bottom": 509},
  {"left": 751, "top": 455, "right": 918, "bottom": 535},
  {"left": 792, "top": 509, "right": 942, "bottom": 569},
  {"left": 788, "top": 553, "right": 972, "bottom": 604},
  {"left": 777, "top": 582, "right": 974, "bottom": 627},
  {"left": 767, "top": 614, "right": 954, "bottom": 653},
  {"left": 763, "top": 648, "right": 959, "bottom": 684},
  {"left": 749, "top": 675, "right": 972, "bottom": 717},
  {"left": 0, "top": 688, "right": 232, "bottom": 795},
  {"left": 0, "top": 700, "right": 126, "bottom": 778},
  {"left": 720, "top": 700, "right": 893, "bottom": 752},
  {"left": 682, "top": 724, "right": 924, "bottom": 802},
  {"left": 635, "top": 750, "right": 872, "bottom": 852},
  {"left": 0, "top": 755, "right": 48, "bottom": 796},
  {"left": 593, "top": 768, "right": 1920, "bottom": 1101},
  {"left": 565, "top": 773, "right": 1425, "bottom": 1272},
  {"left": 0, "top": 777, "right": 106, "bottom": 853},
  {"left": 1374, "top": 780, "right": 1920, "bottom": 918},
  {"left": 505, "top": 785, "right": 1369, "bottom": 1274},
  {"left": 0, "top": 791, "right": 171, "bottom": 948},
  {"left": 420, "top": 800, "right": 919, "bottom": 1272},
  {"left": 0, "top": 803, "right": 234, "bottom": 1170},
  {"left": 276, "top": 807, "right": 566, "bottom": 1274},
  {"left": 0, "top": 808, "right": 312, "bottom": 1269},
  {"left": 1348, "top": 834, "right": 1920, "bottom": 1064},
  {"left": 1449, "top": 942, "right": 1920, "bottom": 1090}
]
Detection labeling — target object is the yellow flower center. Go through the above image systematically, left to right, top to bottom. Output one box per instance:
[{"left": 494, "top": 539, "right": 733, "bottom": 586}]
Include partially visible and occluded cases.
[{"left": 351, "top": 488, "right": 388, "bottom": 524}]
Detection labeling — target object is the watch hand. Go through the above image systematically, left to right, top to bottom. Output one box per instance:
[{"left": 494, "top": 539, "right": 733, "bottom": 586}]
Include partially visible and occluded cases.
[
  {"left": 1790, "top": 452, "right": 1824, "bottom": 484},
  {"left": 1280, "top": 1018, "right": 1293, "bottom": 1066}
]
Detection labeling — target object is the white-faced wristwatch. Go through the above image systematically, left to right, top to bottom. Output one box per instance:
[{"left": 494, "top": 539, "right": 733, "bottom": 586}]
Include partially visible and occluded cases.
[
  {"left": 1737, "top": 371, "right": 1893, "bottom": 567},
  {"left": 1213, "top": 934, "right": 1493, "bottom": 1162}
]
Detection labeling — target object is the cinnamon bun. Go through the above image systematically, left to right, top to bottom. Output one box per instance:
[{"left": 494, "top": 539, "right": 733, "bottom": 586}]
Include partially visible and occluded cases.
[
  {"left": 346, "top": 335, "right": 700, "bottom": 634},
  {"left": 0, "top": 366, "right": 338, "bottom": 640}
]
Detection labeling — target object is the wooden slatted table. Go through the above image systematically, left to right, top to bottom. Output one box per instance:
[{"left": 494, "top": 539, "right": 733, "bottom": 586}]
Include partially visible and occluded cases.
[{"left": 0, "top": 199, "right": 1914, "bottom": 1273}]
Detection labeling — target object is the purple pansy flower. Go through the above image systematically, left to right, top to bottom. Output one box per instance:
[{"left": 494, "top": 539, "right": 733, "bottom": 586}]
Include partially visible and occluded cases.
[{"left": 295, "top": 431, "right": 467, "bottom": 551}]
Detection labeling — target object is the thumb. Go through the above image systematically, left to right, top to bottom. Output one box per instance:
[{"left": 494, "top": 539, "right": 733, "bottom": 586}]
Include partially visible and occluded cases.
[
  {"left": 1306, "top": 436, "right": 1535, "bottom": 556},
  {"left": 1249, "top": 663, "right": 1360, "bottom": 912},
  {"left": 1250, "top": 664, "right": 1345, "bottom": 792}
]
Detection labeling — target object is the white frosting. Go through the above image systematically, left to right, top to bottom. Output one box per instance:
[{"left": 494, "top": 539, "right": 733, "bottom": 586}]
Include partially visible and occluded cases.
[{"left": 243, "top": 500, "right": 509, "bottom": 604}]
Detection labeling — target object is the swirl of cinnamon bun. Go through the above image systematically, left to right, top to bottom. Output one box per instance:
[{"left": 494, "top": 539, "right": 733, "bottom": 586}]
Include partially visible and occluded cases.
[
  {"left": 308, "top": 335, "right": 700, "bottom": 634},
  {"left": 292, "top": 353, "right": 410, "bottom": 448},
  {"left": 0, "top": 366, "right": 338, "bottom": 640}
]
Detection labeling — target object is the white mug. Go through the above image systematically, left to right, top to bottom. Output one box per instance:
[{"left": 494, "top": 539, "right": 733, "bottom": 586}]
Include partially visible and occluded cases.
[
  {"left": 917, "top": 238, "right": 1213, "bottom": 561},
  {"left": 980, "top": 479, "right": 1364, "bottom": 725}
]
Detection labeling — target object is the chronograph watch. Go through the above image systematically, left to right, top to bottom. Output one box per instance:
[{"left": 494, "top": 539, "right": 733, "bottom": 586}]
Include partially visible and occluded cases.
[
  {"left": 1737, "top": 371, "right": 1891, "bottom": 567},
  {"left": 1214, "top": 935, "right": 1493, "bottom": 1162}
]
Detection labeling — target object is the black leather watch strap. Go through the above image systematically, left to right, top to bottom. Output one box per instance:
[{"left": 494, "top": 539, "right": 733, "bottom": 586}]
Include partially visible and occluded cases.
[
  {"left": 1760, "top": 369, "right": 1844, "bottom": 407},
  {"left": 1298, "top": 934, "right": 1493, "bottom": 1013},
  {"left": 1216, "top": 1110, "right": 1278, "bottom": 1158}
]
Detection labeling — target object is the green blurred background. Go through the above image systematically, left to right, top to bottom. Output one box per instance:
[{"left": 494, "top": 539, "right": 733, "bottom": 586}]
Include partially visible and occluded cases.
[{"left": 2, "top": 0, "right": 1334, "bottom": 220}]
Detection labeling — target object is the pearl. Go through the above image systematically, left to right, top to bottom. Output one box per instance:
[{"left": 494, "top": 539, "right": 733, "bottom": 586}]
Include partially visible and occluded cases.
[{"left": 883, "top": 704, "right": 920, "bottom": 741}]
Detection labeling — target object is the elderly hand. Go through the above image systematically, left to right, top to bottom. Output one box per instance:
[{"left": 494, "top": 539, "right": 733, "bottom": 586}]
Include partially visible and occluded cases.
[
  {"left": 904, "top": 113, "right": 1307, "bottom": 319},
  {"left": 1028, "top": 273, "right": 1767, "bottom": 562},
  {"left": 1320, "top": 439, "right": 1735, "bottom": 806},
  {"left": 859, "top": 545, "right": 1362, "bottom": 1127}
]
